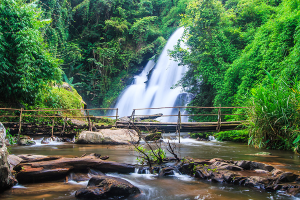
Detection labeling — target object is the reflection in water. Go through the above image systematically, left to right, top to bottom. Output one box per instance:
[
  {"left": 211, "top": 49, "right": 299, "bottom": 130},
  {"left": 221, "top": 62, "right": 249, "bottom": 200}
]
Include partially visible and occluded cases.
[{"left": 1, "top": 134, "right": 299, "bottom": 200}]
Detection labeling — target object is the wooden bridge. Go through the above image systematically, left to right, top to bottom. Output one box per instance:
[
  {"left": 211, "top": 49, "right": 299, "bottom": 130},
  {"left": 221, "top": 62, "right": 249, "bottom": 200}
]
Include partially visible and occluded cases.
[
  {"left": 0, "top": 106, "right": 248, "bottom": 137},
  {"left": 116, "top": 106, "right": 248, "bottom": 134}
]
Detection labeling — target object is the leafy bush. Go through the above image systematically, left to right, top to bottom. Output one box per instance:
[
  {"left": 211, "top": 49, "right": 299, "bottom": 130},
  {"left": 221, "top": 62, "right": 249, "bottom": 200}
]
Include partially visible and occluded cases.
[
  {"left": 248, "top": 74, "right": 300, "bottom": 151},
  {"left": 214, "top": 130, "right": 249, "bottom": 143},
  {"left": 135, "top": 145, "right": 166, "bottom": 166}
]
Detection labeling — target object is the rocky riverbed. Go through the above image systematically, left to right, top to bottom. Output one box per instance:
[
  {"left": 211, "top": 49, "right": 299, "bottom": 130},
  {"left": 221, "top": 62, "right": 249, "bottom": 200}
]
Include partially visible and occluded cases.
[{"left": 1, "top": 152, "right": 299, "bottom": 198}]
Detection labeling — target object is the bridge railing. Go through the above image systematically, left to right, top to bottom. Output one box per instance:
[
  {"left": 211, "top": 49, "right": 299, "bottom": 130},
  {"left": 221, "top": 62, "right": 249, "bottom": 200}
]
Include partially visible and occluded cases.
[
  {"left": 129, "top": 106, "right": 248, "bottom": 141},
  {"left": 0, "top": 107, "right": 119, "bottom": 137}
]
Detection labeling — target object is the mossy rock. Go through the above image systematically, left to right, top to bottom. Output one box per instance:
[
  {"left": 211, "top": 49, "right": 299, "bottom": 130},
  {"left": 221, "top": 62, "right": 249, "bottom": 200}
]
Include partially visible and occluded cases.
[{"left": 145, "top": 132, "right": 162, "bottom": 141}]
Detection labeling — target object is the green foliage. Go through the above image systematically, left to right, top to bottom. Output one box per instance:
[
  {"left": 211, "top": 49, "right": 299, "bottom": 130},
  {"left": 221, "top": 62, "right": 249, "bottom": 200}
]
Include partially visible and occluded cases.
[
  {"left": 0, "top": 0, "right": 62, "bottom": 104},
  {"left": 37, "top": 0, "right": 191, "bottom": 108},
  {"left": 247, "top": 75, "right": 300, "bottom": 151},
  {"left": 5, "top": 128, "right": 17, "bottom": 145},
  {"left": 214, "top": 130, "right": 249, "bottom": 143},
  {"left": 189, "top": 132, "right": 210, "bottom": 139},
  {"left": 135, "top": 145, "right": 166, "bottom": 165}
]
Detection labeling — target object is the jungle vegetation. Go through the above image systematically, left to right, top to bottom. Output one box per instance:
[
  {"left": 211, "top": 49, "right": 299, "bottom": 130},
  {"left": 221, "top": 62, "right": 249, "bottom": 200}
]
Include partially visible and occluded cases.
[{"left": 1, "top": 0, "right": 300, "bottom": 151}]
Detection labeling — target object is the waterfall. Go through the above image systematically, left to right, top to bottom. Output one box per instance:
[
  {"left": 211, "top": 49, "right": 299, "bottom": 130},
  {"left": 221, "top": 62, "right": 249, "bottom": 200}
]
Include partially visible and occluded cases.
[{"left": 114, "top": 27, "right": 190, "bottom": 122}]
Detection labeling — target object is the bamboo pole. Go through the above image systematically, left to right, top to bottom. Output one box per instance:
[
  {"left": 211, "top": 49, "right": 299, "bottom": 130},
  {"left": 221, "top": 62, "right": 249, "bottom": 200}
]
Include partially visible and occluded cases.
[
  {"left": 18, "top": 108, "right": 23, "bottom": 140},
  {"left": 115, "top": 108, "right": 118, "bottom": 128},
  {"left": 178, "top": 108, "right": 181, "bottom": 143},
  {"left": 86, "top": 110, "right": 91, "bottom": 131},
  {"left": 52, "top": 118, "right": 54, "bottom": 137}
]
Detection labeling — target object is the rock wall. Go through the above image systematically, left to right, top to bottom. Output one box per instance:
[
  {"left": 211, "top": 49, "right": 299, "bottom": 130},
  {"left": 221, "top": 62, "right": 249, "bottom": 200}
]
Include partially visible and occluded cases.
[{"left": 0, "top": 122, "right": 17, "bottom": 192}]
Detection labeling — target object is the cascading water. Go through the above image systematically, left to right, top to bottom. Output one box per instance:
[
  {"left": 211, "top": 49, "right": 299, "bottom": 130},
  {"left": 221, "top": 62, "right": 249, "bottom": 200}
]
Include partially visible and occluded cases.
[{"left": 114, "top": 27, "right": 191, "bottom": 122}]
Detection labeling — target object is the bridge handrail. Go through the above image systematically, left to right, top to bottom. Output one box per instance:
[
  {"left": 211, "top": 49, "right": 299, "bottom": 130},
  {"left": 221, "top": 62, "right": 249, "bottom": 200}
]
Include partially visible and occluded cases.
[{"left": 0, "top": 107, "right": 119, "bottom": 138}]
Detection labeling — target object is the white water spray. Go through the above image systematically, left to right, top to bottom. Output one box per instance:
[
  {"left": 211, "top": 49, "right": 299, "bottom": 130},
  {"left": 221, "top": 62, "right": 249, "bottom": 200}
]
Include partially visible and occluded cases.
[{"left": 114, "top": 27, "right": 190, "bottom": 122}]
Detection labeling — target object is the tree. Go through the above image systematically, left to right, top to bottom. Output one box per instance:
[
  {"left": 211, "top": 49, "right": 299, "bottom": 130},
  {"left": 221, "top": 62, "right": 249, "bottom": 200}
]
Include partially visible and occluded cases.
[{"left": 0, "top": 0, "right": 62, "bottom": 104}]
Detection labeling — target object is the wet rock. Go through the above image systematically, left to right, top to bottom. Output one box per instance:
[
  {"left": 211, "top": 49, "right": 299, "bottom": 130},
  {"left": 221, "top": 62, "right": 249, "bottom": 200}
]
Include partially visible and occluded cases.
[
  {"left": 0, "top": 122, "right": 17, "bottom": 192},
  {"left": 76, "top": 129, "right": 139, "bottom": 145},
  {"left": 145, "top": 132, "right": 162, "bottom": 141},
  {"left": 18, "top": 136, "right": 36, "bottom": 146},
  {"left": 63, "top": 137, "right": 72, "bottom": 142},
  {"left": 17, "top": 154, "right": 61, "bottom": 163},
  {"left": 7, "top": 155, "right": 23, "bottom": 171},
  {"left": 15, "top": 155, "right": 135, "bottom": 183},
  {"left": 100, "top": 156, "right": 109, "bottom": 160},
  {"left": 209, "top": 158, "right": 224, "bottom": 163},
  {"left": 236, "top": 160, "right": 251, "bottom": 170},
  {"left": 249, "top": 161, "right": 266, "bottom": 170},
  {"left": 219, "top": 164, "right": 243, "bottom": 171},
  {"left": 137, "top": 167, "right": 149, "bottom": 174},
  {"left": 159, "top": 167, "right": 175, "bottom": 176},
  {"left": 195, "top": 169, "right": 214, "bottom": 179},
  {"left": 254, "top": 169, "right": 269, "bottom": 173},
  {"left": 271, "top": 169, "right": 283, "bottom": 176},
  {"left": 69, "top": 172, "right": 91, "bottom": 182},
  {"left": 277, "top": 172, "right": 298, "bottom": 183},
  {"left": 211, "top": 174, "right": 224, "bottom": 183},
  {"left": 75, "top": 175, "right": 140, "bottom": 199},
  {"left": 243, "top": 176, "right": 271, "bottom": 189},
  {"left": 287, "top": 188, "right": 300, "bottom": 197}
]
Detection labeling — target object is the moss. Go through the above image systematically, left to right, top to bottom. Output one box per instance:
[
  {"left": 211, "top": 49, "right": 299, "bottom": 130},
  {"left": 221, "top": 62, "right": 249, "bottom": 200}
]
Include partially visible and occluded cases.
[
  {"left": 34, "top": 83, "right": 85, "bottom": 116},
  {"left": 145, "top": 132, "right": 162, "bottom": 141}
]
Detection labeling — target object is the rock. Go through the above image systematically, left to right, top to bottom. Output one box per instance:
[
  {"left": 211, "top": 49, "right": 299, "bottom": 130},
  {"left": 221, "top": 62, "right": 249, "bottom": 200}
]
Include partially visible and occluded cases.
[
  {"left": 119, "top": 116, "right": 131, "bottom": 122},
  {"left": 0, "top": 122, "right": 17, "bottom": 192},
  {"left": 76, "top": 129, "right": 139, "bottom": 145},
  {"left": 145, "top": 132, "right": 162, "bottom": 141},
  {"left": 18, "top": 136, "right": 36, "bottom": 146},
  {"left": 63, "top": 137, "right": 72, "bottom": 142},
  {"left": 18, "top": 154, "right": 61, "bottom": 163},
  {"left": 7, "top": 155, "right": 23, "bottom": 171},
  {"left": 15, "top": 155, "right": 135, "bottom": 183},
  {"left": 100, "top": 156, "right": 109, "bottom": 160},
  {"left": 236, "top": 160, "right": 251, "bottom": 170},
  {"left": 250, "top": 161, "right": 266, "bottom": 170},
  {"left": 137, "top": 167, "right": 149, "bottom": 174},
  {"left": 159, "top": 167, "right": 175, "bottom": 176},
  {"left": 195, "top": 169, "right": 214, "bottom": 179},
  {"left": 254, "top": 169, "right": 269, "bottom": 173},
  {"left": 272, "top": 169, "right": 283, "bottom": 176},
  {"left": 69, "top": 172, "right": 91, "bottom": 182},
  {"left": 277, "top": 172, "right": 298, "bottom": 183},
  {"left": 211, "top": 174, "right": 224, "bottom": 183},
  {"left": 75, "top": 175, "right": 140, "bottom": 199},
  {"left": 243, "top": 176, "right": 271, "bottom": 189},
  {"left": 287, "top": 188, "right": 300, "bottom": 197}
]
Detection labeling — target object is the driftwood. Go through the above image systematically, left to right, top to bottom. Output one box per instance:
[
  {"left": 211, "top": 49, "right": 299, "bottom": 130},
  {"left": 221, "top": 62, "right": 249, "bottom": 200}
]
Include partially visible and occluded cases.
[{"left": 14, "top": 154, "right": 135, "bottom": 183}]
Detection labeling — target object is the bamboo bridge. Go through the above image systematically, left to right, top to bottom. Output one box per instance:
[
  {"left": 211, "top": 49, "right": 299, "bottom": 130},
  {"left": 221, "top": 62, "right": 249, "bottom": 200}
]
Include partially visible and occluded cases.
[{"left": 0, "top": 106, "right": 248, "bottom": 137}]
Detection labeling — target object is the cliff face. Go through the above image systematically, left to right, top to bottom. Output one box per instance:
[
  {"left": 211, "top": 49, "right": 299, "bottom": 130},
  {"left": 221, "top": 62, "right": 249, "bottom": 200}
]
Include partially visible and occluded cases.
[{"left": 0, "top": 123, "right": 16, "bottom": 192}]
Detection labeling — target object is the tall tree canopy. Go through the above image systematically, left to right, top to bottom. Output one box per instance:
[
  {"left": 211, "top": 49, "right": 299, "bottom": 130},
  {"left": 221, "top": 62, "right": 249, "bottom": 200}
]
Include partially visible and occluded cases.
[{"left": 0, "top": 0, "right": 62, "bottom": 104}]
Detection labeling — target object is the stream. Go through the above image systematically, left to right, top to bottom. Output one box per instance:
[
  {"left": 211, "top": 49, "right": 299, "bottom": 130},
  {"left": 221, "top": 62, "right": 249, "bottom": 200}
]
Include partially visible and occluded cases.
[{"left": 0, "top": 133, "right": 299, "bottom": 200}]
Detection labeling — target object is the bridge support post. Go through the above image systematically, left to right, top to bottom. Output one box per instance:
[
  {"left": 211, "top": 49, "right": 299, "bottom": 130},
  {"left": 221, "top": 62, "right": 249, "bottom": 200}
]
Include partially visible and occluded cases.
[
  {"left": 217, "top": 106, "right": 221, "bottom": 132},
  {"left": 18, "top": 108, "right": 23, "bottom": 140},
  {"left": 116, "top": 108, "right": 118, "bottom": 128},
  {"left": 178, "top": 108, "right": 181, "bottom": 143},
  {"left": 87, "top": 110, "right": 91, "bottom": 131},
  {"left": 51, "top": 118, "right": 54, "bottom": 137}
]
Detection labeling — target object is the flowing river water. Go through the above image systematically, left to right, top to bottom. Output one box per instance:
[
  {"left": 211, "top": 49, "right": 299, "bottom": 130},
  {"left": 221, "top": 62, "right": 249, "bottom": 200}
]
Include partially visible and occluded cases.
[{"left": 1, "top": 133, "right": 300, "bottom": 200}]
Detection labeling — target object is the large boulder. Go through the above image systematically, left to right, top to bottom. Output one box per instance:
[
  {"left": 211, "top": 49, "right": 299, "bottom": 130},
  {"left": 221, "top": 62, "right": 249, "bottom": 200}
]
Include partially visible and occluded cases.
[
  {"left": 0, "top": 122, "right": 17, "bottom": 192},
  {"left": 76, "top": 129, "right": 139, "bottom": 145},
  {"left": 18, "top": 135, "right": 36, "bottom": 146},
  {"left": 75, "top": 175, "right": 140, "bottom": 199}
]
